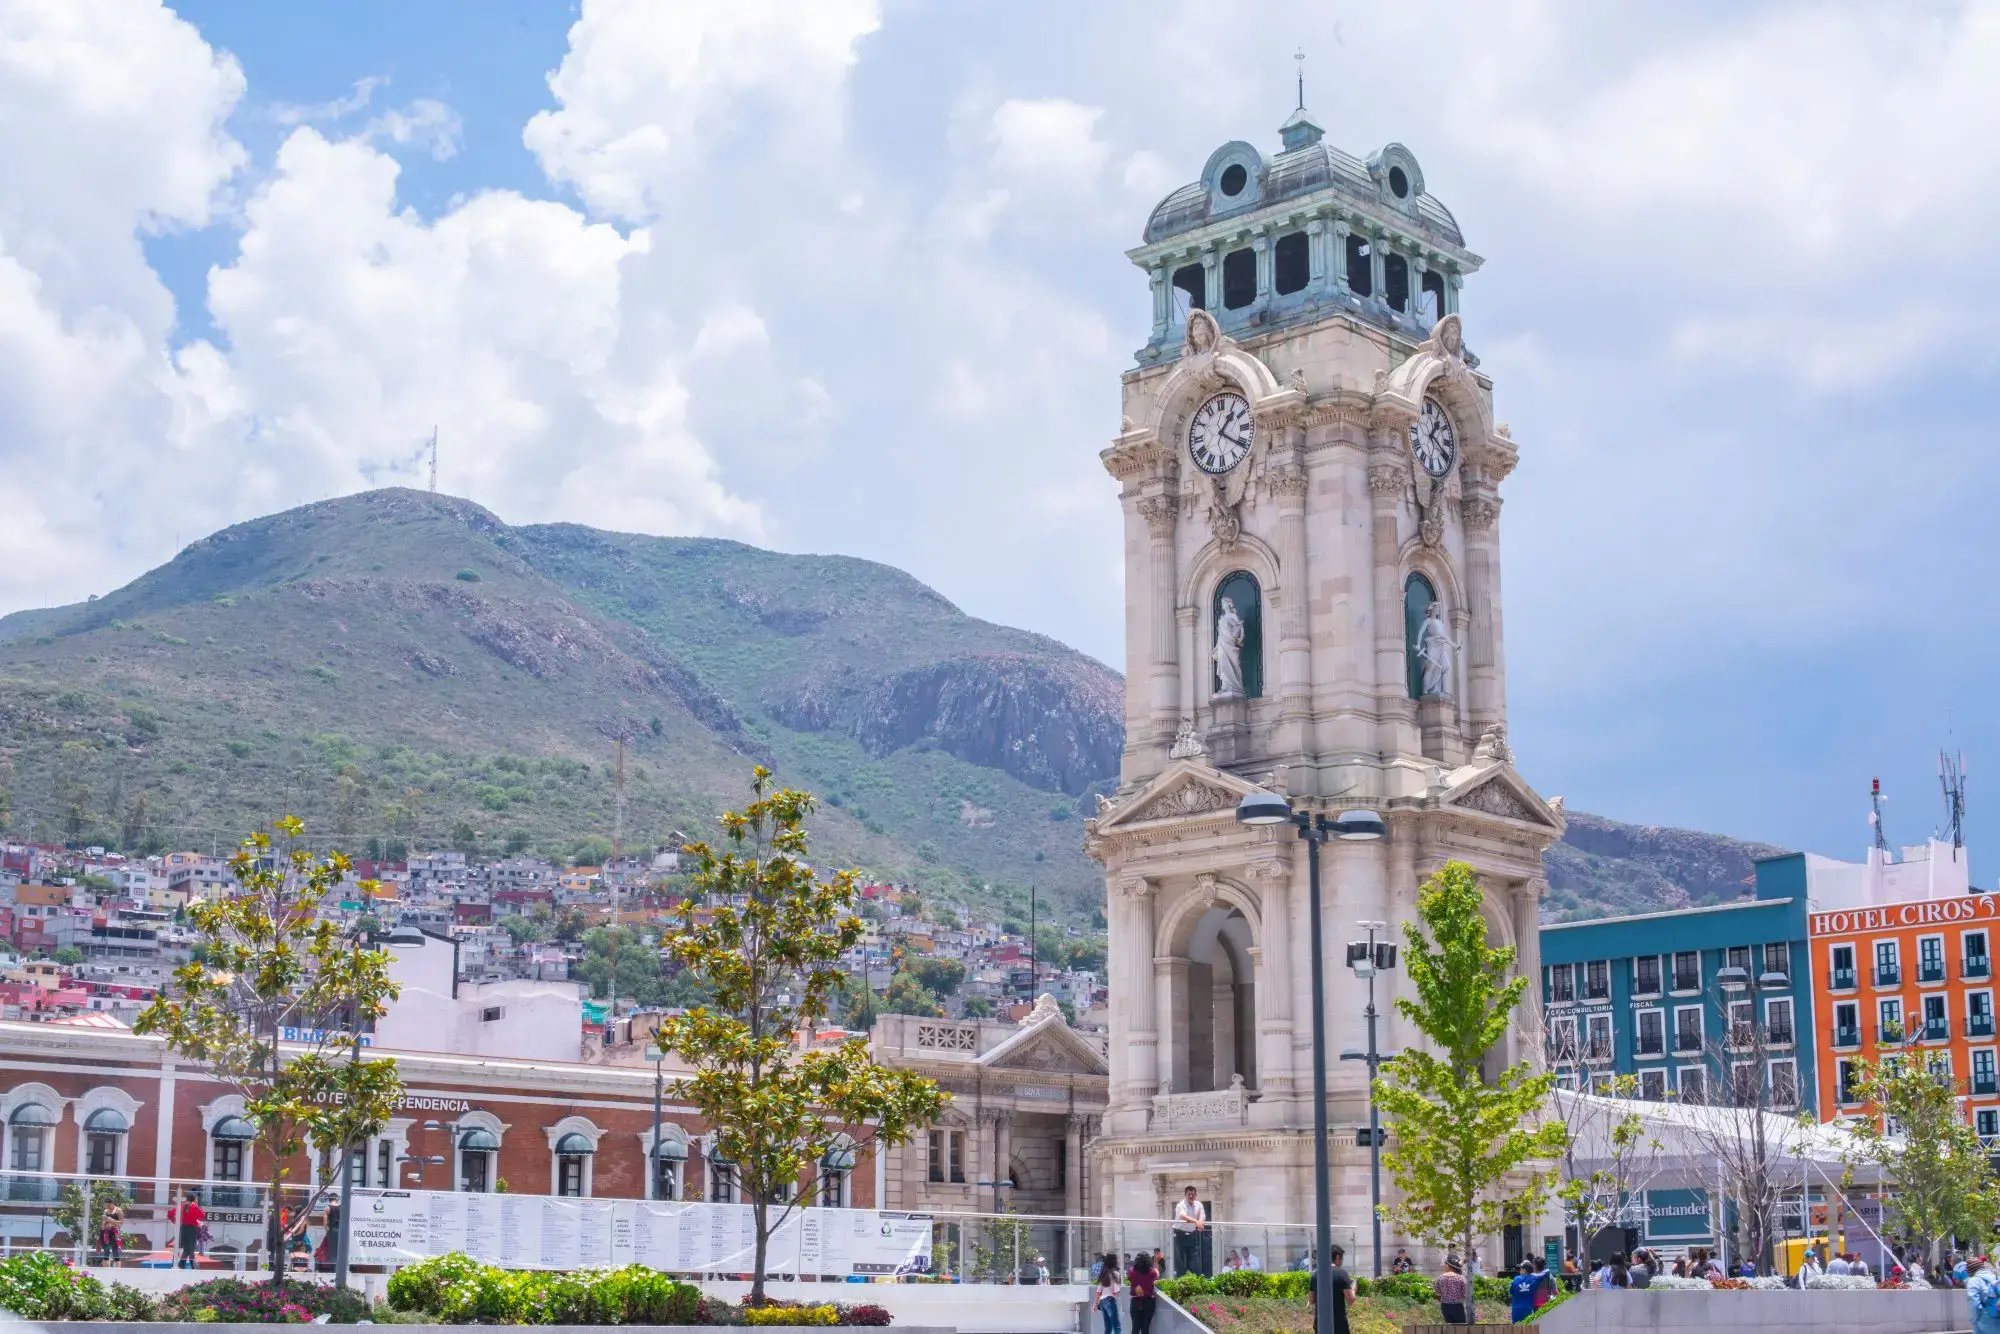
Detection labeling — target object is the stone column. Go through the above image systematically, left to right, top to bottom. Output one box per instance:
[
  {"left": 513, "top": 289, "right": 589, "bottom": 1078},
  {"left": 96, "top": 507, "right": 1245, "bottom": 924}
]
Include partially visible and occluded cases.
[
  {"left": 1305, "top": 218, "right": 1327, "bottom": 288},
  {"left": 1332, "top": 220, "right": 1352, "bottom": 295},
  {"left": 1368, "top": 232, "right": 1386, "bottom": 304},
  {"left": 1253, "top": 233, "right": 1272, "bottom": 303},
  {"left": 1201, "top": 249, "right": 1220, "bottom": 314},
  {"left": 1411, "top": 256, "right": 1431, "bottom": 322},
  {"left": 1148, "top": 264, "right": 1170, "bottom": 342},
  {"left": 1445, "top": 270, "right": 1461, "bottom": 315},
  {"left": 1367, "top": 434, "right": 1416, "bottom": 758},
  {"left": 1271, "top": 454, "right": 1312, "bottom": 732},
  {"left": 1459, "top": 486, "right": 1504, "bottom": 735},
  {"left": 1139, "top": 496, "right": 1180, "bottom": 746},
  {"left": 1176, "top": 605, "right": 1198, "bottom": 723},
  {"left": 1248, "top": 857, "right": 1295, "bottom": 1108},
  {"left": 1116, "top": 878, "right": 1159, "bottom": 1115},
  {"left": 1513, "top": 880, "right": 1547, "bottom": 1071},
  {"left": 1156, "top": 956, "right": 1191, "bottom": 1094},
  {"left": 1212, "top": 978, "right": 1237, "bottom": 1088},
  {"left": 994, "top": 1110, "right": 1013, "bottom": 1189},
  {"left": 1064, "top": 1115, "right": 1085, "bottom": 1219}
]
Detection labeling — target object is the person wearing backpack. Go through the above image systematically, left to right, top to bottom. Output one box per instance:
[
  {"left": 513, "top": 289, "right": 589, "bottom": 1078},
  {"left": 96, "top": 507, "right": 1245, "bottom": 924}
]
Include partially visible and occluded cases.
[{"left": 1966, "top": 1255, "right": 2000, "bottom": 1334}]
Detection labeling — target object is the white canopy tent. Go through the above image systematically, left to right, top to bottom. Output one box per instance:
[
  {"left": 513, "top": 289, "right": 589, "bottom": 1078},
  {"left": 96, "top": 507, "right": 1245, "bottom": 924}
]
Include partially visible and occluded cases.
[{"left": 1550, "top": 1090, "right": 1892, "bottom": 1267}]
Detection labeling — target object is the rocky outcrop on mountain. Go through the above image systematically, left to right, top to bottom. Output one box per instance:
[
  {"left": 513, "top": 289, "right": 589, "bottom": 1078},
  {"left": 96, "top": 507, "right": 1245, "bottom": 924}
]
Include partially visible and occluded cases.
[
  {"left": 775, "top": 652, "right": 1123, "bottom": 797},
  {"left": 1542, "top": 810, "right": 1788, "bottom": 922}
]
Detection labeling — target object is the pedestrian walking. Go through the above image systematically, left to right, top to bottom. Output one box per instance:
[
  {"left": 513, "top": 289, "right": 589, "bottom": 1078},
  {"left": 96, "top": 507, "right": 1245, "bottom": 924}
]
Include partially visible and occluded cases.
[
  {"left": 1171, "top": 1186, "right": 1208, "bottom": 1276},
  {"left": 168, "top": 1189, "right": 204, "bottom": 1269},
  {"left": 1127, "top": 1250, "right": 1158, "bottom": 1334},
  {"left": 1094, "top": 1252, "right": 1122, "bottom": 1334},
  {"left": 1435, "top": 1255, "right": 1471, "bottom": 1325},
  {"left": 1969, "top": 1255, "right": 2000, "bottom": 1334}
]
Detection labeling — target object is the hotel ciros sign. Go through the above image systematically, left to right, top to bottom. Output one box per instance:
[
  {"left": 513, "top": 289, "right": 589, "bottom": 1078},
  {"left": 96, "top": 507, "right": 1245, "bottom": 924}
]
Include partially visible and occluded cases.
[{"left": 1810, "top": 892, "right": 2000, "bottom": 937}]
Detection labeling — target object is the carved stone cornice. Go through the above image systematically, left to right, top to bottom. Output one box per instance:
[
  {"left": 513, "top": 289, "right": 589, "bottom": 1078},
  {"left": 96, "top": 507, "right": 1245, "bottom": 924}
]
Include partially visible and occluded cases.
[
  {"left": 1103, "top": 430, "right": 1170, "bottom": 484},
  {"left": 1245, "top": 856, "right": 1290, "bottom": 885},
  {"left": 1115, "top": 875, "right": 1153, "bottom": 901}
]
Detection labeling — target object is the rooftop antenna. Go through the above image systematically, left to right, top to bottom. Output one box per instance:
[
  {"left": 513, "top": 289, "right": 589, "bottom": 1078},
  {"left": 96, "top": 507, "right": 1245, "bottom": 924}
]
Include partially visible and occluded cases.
[
  {"left": 1295, "top": 47, "right": 1306, "bottom": 110},
  {"left": 427, "top": 427, "right": 438, "bottom": 494},
  {"left": 1941, "top": 748, "right": 1968, "bottom": 861},
  {"left": 1870, "top": 777, "right": 1891, "bottom": 858}
]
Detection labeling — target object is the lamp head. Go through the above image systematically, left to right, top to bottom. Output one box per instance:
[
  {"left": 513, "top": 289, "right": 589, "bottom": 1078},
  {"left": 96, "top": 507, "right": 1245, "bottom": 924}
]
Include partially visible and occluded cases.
[
  {"left": 1236, "top": 790, "right": 1295, "bottom": 827},
  {"left": 1331, "top": 809, "right": 1387, "bottom": 842}
]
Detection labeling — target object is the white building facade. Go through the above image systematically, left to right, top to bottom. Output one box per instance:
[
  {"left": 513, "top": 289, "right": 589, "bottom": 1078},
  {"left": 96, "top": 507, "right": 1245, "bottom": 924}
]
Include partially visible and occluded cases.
[{"left": 1086, "top": 104, "right": 1564, "bottom": 1272}]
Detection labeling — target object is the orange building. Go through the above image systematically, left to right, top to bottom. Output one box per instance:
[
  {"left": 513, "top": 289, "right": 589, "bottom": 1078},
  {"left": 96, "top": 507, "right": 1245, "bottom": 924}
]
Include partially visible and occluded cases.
[{"left": 1809, "top": 890, "right": 2000, "bottom": 1138}]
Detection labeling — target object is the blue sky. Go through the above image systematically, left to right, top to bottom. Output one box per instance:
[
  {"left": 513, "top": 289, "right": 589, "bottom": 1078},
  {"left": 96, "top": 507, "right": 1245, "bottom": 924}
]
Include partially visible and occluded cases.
[{"left": 4, "top": 1, "right": 1997, "bottom": 870}]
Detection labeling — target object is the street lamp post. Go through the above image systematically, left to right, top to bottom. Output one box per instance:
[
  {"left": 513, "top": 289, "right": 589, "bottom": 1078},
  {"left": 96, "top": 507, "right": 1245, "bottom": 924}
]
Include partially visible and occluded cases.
[
  {"left": 1236, "top": 792, "right": 1384, "bottom": 1334},
  {"left": 332, "top": 921, "right": 422, "bottom": 1291},
  {"left": 1339, "top": 922, "right": 1398, "bottom": 1278},
  {"left": 651, "top": 1048, "right": 666, "bottom": 1199}
]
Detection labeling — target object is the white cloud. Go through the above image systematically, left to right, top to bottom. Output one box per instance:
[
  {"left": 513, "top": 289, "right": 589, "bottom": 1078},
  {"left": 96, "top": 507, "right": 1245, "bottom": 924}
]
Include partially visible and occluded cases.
[
  {"left": 523, "top": 0, "right": 882, "bottom": 223},
  {"left": 271, "top": 75, "right": 386, "bottom": 126},
  {"left": 363, "top": 97, "right": 463, "bottom": 162},
  {"left": 988, "top": 98, "right": 1111, "bottom": 190}
]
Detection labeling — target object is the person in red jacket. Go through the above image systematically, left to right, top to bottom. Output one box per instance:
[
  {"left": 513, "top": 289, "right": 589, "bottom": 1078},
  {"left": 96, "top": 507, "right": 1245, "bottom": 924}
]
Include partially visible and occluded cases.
[{"left": 168, "top": 1190, "right": 205, "bottom": 1268}]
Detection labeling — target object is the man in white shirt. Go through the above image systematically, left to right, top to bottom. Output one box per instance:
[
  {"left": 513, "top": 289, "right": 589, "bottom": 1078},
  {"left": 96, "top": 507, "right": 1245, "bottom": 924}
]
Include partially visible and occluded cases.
[
  {"left": 1172, "top": 1186, "right": 1209, "bottom": 1276},
  {"left": 1243, "top": 1250, "right": 1263, "bottom": 1272},
  {"left": 1828, "top": 1253, "right": 1851, "bottom": 1276}
]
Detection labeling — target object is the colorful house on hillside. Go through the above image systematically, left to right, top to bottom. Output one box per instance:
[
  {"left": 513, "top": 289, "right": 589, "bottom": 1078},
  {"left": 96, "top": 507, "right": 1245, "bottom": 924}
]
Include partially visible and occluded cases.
[{"left": 1540, "top": 859, "right": 1815, "bottom": 1113}]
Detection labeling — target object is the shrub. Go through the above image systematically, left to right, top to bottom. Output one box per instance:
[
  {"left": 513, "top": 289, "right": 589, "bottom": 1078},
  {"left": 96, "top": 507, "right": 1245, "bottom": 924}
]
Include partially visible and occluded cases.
[
  {"left": 455, "top": 569, "right": 482, "bottom": 582},
  {"left": 386, "top": 1252, "right": 488, "bottom": 1315},
  {"left": 1213, "top": 1268, "right": 1268, "bottom": 1297},
  {"left": 1265, "top": 1270, "right": 1310, "bottom": 1300},
  {"left": 1368, "top": 1271, "right": 1436, "bottom": 1303},
  {"left": 1160, "top": 1273, "right": 1220, "bottom": 1302},
  {"left": 1472, "top": 1275, "right": 1511, "bottom": 1304},
  {"left": 159, "top": 1277, "right": 368, "bottom": 1324},
  {"left": 837, "top": 1303, "right": 893, "bottom": 1326},
  {"left": 744, "top": 1304, "right": 838, "bottom": 1327}
]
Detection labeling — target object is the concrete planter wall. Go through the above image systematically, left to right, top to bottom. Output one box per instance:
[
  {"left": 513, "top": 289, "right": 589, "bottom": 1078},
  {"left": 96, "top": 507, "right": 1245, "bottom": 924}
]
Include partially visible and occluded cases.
[
  {"left": 1535, "top": 1287, "right": 1970, "bottom": 1334},
  {"left": 28, "top": 1327, "right": 957, "bottom": 1334}
]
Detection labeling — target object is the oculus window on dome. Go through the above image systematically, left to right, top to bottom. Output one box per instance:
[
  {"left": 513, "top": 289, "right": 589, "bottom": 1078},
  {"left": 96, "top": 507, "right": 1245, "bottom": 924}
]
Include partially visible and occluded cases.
[{"left": 1212, "top": 573, "right": 1263, "bottom": 699}]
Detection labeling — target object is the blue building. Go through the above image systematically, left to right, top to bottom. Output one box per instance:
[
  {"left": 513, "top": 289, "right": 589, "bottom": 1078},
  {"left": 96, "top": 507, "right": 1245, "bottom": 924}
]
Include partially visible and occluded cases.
[{"left": 1540, "top": 866, "right": 1815, "bottom": 1115}]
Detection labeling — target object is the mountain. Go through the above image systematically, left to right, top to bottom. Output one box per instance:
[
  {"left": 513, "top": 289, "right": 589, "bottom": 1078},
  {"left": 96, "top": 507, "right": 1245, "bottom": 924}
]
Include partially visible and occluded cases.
[
  {"left": 0, "top": 487, "right": 1784, "bottom": 929},
  {"left": 0, "top": 490, "right": 1117, "bottom": 923}
]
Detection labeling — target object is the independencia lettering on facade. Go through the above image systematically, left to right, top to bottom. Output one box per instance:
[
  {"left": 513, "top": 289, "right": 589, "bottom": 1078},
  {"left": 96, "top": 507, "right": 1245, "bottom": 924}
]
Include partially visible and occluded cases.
[{"left": 310, "top": 1090, "right": 474, "bottom": 1113}]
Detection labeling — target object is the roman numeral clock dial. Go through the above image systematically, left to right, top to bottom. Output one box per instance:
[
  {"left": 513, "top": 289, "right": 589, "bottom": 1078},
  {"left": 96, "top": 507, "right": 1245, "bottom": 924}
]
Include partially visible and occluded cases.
[
  {"left": 1188, "top": 392, "right": 1253, "bottom": 474},
  {"left": 1411, "top": 397, "right": 1458, "bottom": 478}
]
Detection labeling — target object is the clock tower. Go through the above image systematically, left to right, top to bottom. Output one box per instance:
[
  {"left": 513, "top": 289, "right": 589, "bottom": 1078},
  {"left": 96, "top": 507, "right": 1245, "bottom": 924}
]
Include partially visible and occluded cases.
[{"left": 1085, "top": 103, "right": 1564, "bottom": 1268}]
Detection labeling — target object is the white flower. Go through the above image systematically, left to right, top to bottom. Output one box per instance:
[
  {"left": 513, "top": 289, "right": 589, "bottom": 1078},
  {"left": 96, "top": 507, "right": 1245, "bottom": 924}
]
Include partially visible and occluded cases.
[
  {"left": 1805, "top": 1274, "right": 1876, "bottom": 1290},
  {"left": 1746, "top": 1275, "right": 1792, "bottom": 1290},
  {"left": 1649, "top": 1276, "right": 1713, "bottom": 1290}
]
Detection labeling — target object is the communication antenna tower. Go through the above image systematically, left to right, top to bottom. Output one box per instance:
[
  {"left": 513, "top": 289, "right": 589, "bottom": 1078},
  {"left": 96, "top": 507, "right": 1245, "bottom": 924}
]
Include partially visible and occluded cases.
[
  {"left": 427, "top": 427, "right": 438, "bottom": 494},
  {"left": 606, "top": 730, "right": 628, "bottom": 1030},
  {"left": 1941, "top": 748, "right": 1969, "bottom": 861},
  {"left": 1869, "top": 777, "right": 1891, "bottom": 857}
]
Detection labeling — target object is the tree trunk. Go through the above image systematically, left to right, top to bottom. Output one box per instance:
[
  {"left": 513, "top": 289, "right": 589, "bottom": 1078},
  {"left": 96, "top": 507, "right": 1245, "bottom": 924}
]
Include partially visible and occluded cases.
[
  {"left": 751, "top": 1198, "right": 769, "bottom": 1306},
  {"left": 1463, "top": 1225, "right": 1476, "bottom": 1324}
]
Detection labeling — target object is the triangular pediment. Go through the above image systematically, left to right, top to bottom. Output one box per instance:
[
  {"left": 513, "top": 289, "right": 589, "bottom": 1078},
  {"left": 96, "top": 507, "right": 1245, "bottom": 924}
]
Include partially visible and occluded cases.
[
  {"left": 1094, "top": 760, "right": 1263, "bottom": 832},
  {"left": 1440, "top": 763, "right": 1564, "bottom": 831},
  {"left": 979, "top": 1005, "right": 1110, "bottom": 1077}
]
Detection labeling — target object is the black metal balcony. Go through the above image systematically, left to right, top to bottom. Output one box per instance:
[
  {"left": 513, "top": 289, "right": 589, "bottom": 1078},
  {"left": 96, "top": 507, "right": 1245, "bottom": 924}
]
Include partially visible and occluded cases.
[
  {"left": 1968, "top": 956, "right": 1992, "bottom": 981},
  {"left": 1920, "top": 963, "right": 1946, "bottom": 984},
  {"left": 1875, "top": 965, "right": 1901, "bottom": 986},
  {"left": 1831, "top": 968, "right": 1857, "bottom": 990},
  {"left": 1970, "top": 1015, "right": 1994, "bottom": 1039},
  {"left": 1924, "top": 1020, "right": 1950, "bottom": 1041},
  {"left": 1766, "top": 1024, "right": 1795, "bottom": 1047},
  {"left": 1834, "top": 1025, "right": 1860, "bottom": 1047},
  {"left": 1673, "top": 1032, "right": 1702, "bottom": 1054},
  {"left": 1975, "top": 1077, "right": 1998, "bottom": 1097}
]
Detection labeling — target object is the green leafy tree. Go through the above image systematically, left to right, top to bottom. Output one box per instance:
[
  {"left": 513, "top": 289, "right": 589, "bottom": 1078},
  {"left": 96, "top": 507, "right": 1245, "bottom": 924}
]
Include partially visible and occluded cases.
[
  {"left": 655, "top": 770, "right": 947, "bottom": 1304},
  {"left": 134, "top": 818, "right": 404, "bottom": 1284},
  {"left": 1377, "top": 861, "right": 1565, "bottom": 1320},
  {"left": 52, "top": 946, "right": 85, "bottom": 967},
  {"left": 906, "top": 956, "right": 965, "bottom": 999},
  {"left": 881, "top": 970, "right": 945, "bottom": 1017},
  {"left": 961, "top": 995, "right": 995, "bottom": 1019},
  {"left": 1841, "top": 1039, "right": 2000, "bottom": 1268}
]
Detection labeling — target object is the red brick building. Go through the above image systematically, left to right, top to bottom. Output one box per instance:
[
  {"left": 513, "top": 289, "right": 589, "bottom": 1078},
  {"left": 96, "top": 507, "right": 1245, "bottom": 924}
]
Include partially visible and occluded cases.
[{"left": 0, "top": 1021, "right": 880, "bottom": 1258}]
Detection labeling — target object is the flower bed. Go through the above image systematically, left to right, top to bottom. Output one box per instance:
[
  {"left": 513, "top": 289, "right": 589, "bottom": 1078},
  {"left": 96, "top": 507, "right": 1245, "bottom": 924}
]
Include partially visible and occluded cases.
[{"left": 384, "top": 1253, "right": 895, "bottom": 1326}]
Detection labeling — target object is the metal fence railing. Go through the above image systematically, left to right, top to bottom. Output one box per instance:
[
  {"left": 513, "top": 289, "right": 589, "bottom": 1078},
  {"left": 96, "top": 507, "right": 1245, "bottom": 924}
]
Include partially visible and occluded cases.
[{"left": 0, "top": 1170, "right": 1350, "bottom": 1285}]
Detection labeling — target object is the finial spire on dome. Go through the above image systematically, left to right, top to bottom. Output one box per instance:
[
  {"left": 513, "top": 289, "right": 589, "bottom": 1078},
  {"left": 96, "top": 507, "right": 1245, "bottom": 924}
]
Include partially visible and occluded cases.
[{"left": 1279, "top": 48, "right": 1324, "bottom": 151}]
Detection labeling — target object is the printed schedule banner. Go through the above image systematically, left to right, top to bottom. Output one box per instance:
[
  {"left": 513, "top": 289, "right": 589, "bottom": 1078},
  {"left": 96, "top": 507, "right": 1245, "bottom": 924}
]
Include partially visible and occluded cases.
[{"left": 348, "top": 1189, "right": 931, "bottom": 1277}]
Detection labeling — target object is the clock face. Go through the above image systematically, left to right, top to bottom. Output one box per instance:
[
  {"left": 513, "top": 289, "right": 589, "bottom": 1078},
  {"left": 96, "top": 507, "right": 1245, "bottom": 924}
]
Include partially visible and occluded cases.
[
  {"left": 1188, "top": 392, "right": 1254, "bottom": 474},
  {"left": 1411, "top": 398, "right": 1457, "bottom": 478}
]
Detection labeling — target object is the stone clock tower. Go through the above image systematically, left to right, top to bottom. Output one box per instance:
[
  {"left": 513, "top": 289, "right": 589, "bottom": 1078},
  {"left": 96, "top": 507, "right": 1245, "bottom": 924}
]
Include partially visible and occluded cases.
[{"left": 1085, "top": 104, "right": 1564, "bottom": 1269}]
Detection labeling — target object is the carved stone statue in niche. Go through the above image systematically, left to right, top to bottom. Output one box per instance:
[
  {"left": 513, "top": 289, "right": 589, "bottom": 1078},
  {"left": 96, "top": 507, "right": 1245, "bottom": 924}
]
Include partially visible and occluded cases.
[
  {"left": 1213, "top": 596, "right": 1246, "bottom": 697},
  {"left": 1416, "top": 600, "right": 1457, "bottom": 698}
]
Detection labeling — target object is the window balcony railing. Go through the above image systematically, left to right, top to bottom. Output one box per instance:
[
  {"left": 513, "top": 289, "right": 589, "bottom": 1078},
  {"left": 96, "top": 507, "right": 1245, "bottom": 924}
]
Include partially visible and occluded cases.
[
  {"left": 1967, "top": 956, "right": 1992, "bottom": 981},
  {"left": 1920, "top": 963, "right": 1947, "bottom": 984},
  {"left": 1875, "top": 966, "right": 1901, "bottom": 986},
  {"left": 1831, "top": 968, "right": 1858, "bottom": 990},
  {"left": 1672, "top": 971, "right": 1701, "bottom": 993},
  {"left": 1633, "top": 974, "right": 1661, "bottom": 997},
  {"left": 1971, "top": 1015, "right": 1996, "bottom": 1039},
  {"left": 1924, "top": 1020, "right": 1950, "bottom": 1042},
  {"left": 1878, "top": 1023, "right": 1905, "bottom": 1045},
  {"left": 1766, "top": 1024, "right": 1795, "bottom": 1047},
  {"left": 1833, "top": 1026, "right": 1861, "bottom": 1048},
  {"left": 1673, "top": 1032, "right": 1703, "bottom": 1054},
  {"left": 1636, "top": 1036, "right": 1664, "bottom": 1057},
  {"left": 1586, "top": 1041, "right": 1613, "bottom": 1063},
  {"left": 1975, "top": 1077, "right": 1999, "bottom": 1097},
  {"left": 1838, "top": 1084, "right": 1862, "bottom": 1107}
]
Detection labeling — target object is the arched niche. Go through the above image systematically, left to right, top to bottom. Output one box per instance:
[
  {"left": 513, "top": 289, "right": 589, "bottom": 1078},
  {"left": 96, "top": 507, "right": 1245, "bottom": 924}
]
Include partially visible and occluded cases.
[
  {"left": 1212, "top": 571, "right": 1264, "bottom": 699},
  {"left": 1403, "top": 572, "right": 1437, "bottom": 700}
]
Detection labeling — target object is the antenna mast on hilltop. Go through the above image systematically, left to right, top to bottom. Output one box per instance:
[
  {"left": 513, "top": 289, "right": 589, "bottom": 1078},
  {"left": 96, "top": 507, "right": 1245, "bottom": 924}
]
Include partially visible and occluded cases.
[
  {"left": 427, "top": 427, "right": 438, "bottom": 494},
  {"left": 1941, "top": 748, "right": 1969, "bottom": 861},
  {"left": 1870, "top": 777, "right": 1892, "bottom": 857}
]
